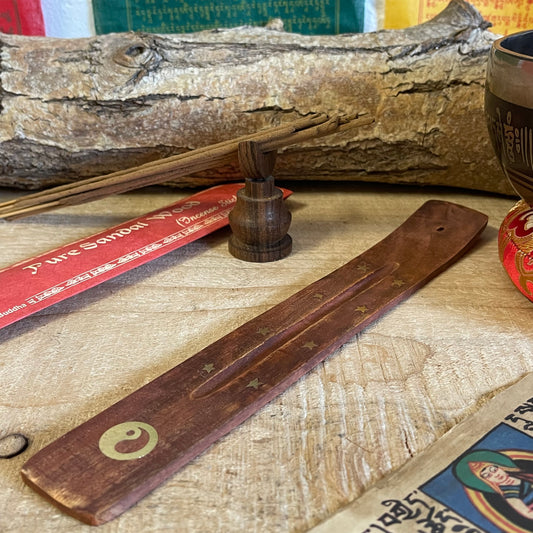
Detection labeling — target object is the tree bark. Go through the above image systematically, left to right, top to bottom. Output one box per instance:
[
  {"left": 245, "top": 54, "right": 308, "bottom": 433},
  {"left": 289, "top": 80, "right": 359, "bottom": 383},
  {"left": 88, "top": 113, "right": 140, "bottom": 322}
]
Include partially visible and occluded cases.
[{"left": 0, "top": 0, "right": 512, "bottom": 195}]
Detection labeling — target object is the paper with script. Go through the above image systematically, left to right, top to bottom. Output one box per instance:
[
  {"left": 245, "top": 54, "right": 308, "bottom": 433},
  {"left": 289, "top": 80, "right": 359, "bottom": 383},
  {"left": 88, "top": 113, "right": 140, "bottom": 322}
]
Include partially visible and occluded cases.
[
  {"left": 92, "top": 0, "right": 365, "bottom": 35},
  {"left": 384, "top": 0, "right": 532, "bottom": 36},
  {"left": 311, "top": 373, "right": 533, "bottom": 533}
]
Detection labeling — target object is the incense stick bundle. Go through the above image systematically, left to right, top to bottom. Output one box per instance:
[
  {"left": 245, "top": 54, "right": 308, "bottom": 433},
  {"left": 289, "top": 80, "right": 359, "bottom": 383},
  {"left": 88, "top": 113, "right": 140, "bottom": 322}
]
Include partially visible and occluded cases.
[{"left": 0, "top": 113, "right": 372, "bottom": 220}]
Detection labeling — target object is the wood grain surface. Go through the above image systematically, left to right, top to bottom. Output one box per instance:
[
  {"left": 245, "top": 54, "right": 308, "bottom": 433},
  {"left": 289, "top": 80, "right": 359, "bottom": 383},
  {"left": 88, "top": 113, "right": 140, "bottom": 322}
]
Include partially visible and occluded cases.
[{"left": 0, "top": 181, "right": 531, "bottom": 532}]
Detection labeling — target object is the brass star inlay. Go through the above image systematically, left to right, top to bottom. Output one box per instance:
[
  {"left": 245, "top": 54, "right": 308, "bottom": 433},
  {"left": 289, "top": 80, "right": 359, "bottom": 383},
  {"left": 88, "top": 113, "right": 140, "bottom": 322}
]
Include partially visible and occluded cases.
[
  {"left": 357, "top": 262, "right": 370, "bottom": 273},
  {"left": 392, "top": 278, "right": 406, "bottom": 288},
  {"left": 313, "top": 293, "right": 325, "bottom": 300},
  {"left": 356, "top": 305, "right": 369, "bottom": 313},
  {"left": 257, "top": 327, "right": 271, "bottom": 336},
  {"left": 303, "top": 341, "right": 318, "bottom": 350},
  {"left": 202, "top": 363, "right": 215, "bottom": 373},
  {"left": 247, "top": 378, "right": 263, "bottom": 390}
]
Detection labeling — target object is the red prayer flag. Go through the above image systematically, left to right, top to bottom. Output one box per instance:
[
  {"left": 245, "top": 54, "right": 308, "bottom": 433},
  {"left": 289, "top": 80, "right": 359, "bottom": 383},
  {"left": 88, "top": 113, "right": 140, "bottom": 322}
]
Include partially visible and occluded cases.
[{"left": 0, "top": 0, "right": 45, "bottom": 35}]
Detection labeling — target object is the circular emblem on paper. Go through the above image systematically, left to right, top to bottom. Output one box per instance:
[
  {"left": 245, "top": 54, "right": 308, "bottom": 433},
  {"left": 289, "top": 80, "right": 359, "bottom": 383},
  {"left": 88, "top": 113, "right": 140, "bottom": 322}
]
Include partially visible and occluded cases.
[{"left": 98, "top": 421, "right": 158, "bottom": 461}]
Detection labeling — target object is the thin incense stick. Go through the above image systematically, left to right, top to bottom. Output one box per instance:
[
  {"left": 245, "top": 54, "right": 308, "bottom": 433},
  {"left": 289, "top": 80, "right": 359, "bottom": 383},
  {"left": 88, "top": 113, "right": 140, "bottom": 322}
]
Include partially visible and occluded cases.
[{"left": 0, "top": 113, "right": 373, "bottom": 220}]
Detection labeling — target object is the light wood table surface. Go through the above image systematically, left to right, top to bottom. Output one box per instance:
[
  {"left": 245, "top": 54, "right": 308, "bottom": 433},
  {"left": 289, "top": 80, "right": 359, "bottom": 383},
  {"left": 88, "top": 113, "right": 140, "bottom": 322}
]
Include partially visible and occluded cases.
[{"left": 1, "top": 181, "right": 531, "bottom": 532}]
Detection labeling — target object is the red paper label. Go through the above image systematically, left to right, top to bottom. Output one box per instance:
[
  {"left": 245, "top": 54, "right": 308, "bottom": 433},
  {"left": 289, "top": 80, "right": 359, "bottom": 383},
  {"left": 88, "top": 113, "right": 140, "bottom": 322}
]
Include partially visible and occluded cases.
[{"left": 0, "top": 184, "right": 291, "bottom": 330}]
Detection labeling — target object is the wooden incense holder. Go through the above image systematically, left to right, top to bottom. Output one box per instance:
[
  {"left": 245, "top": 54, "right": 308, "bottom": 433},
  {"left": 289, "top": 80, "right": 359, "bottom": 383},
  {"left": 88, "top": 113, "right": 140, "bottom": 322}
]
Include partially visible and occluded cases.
[
  {"left": 228, "top": 141, "right": 291, "bottom": 262},
  {"left": 20, "top": 200, "right": 488, "bottom": 525}
]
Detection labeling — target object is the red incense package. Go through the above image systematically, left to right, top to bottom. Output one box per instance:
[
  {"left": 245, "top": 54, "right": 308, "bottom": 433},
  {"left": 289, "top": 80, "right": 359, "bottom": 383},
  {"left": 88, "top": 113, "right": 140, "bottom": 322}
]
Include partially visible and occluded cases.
[{"left": 0, "top": 184, "right": 291, "bottom": 330}]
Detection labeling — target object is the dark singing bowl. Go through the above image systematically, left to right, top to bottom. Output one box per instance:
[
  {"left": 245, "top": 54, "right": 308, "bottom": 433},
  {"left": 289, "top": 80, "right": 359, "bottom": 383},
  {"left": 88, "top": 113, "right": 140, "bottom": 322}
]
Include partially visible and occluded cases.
[{"left": 486, "top": 30, "right": 533, "bottom": 205}]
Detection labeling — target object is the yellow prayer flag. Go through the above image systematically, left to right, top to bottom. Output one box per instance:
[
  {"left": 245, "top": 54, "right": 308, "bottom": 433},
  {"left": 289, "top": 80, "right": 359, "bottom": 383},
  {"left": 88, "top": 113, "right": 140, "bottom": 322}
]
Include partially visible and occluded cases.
[{"left": 384, "top": 0, "right": 533, "bottom": 36}]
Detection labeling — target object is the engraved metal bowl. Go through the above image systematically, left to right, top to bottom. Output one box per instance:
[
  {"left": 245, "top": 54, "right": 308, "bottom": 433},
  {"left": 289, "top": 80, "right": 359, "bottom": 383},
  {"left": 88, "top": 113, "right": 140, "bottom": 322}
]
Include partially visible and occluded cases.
[{"left": 486, "top": 30, "right": 533, "bottom": 205}]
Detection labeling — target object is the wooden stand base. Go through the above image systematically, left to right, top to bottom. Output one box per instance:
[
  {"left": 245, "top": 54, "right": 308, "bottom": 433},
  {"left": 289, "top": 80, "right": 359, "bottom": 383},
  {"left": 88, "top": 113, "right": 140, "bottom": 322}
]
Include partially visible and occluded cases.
[{"left": 228, "top": 142, "right": 292, "bottom": 262}]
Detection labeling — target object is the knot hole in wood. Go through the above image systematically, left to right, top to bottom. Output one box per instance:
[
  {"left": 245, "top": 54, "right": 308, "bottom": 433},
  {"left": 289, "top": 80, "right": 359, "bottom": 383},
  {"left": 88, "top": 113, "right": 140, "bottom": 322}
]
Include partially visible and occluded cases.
[{"left": 228, "top": 141, "right": 292, "bottom": 262}]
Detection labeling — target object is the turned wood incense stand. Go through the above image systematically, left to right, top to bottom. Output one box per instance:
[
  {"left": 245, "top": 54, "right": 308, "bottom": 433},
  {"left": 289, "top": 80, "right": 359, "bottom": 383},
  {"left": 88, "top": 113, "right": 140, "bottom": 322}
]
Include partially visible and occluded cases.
[{"left": 228, "top": 141, "right": 292, "bottom": 262}]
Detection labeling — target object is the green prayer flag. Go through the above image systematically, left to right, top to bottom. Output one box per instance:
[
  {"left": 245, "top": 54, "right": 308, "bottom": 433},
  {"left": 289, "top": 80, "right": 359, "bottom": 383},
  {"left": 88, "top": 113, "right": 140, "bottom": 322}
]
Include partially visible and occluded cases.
[{"left": 93, "top": 0, "right": 365, "bottom": 35}]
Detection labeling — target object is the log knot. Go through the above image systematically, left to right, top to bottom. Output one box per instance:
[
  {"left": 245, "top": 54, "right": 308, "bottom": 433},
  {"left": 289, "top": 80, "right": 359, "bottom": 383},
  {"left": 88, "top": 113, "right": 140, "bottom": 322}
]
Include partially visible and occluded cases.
[{"left": 112, "top": 33, "right": 163, "bottom": 77}]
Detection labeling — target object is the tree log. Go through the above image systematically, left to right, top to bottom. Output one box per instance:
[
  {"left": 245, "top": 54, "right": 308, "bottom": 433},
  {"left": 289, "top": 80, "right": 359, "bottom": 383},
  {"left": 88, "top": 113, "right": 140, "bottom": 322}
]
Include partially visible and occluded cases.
[{"left": 0, "top": 0, "right": 512, "bottom": 195}]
